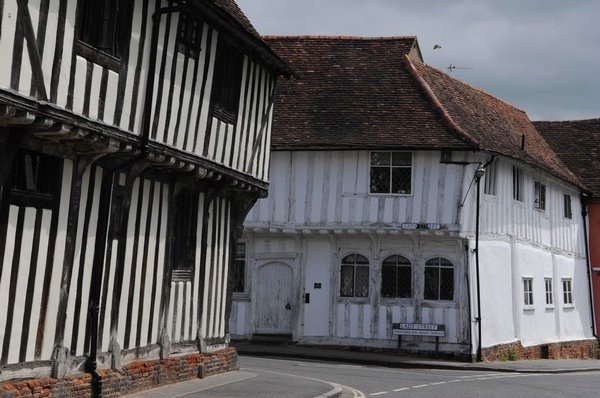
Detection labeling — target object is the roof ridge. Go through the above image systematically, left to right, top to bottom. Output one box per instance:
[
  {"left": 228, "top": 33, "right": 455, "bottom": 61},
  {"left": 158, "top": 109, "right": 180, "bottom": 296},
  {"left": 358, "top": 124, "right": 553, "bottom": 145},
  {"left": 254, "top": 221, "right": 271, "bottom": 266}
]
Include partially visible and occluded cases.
[
  {"left": 264, "top": 35, "right": 417, "bottom": 41},
  {"left": 403, "top": 54, "right": 480, "bottom": 149},
  {"left": 413, "top": 59, "right": 528, "bottom": 116},
  {"left": 533, "top": 118, "right": 600, "bottom": 124}
]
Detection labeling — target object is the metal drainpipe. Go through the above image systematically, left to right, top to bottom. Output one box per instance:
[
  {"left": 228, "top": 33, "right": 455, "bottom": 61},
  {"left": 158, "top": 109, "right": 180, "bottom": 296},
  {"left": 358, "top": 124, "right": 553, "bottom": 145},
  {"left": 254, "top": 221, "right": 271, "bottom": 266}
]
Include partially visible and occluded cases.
[
  {"left": 85, "top": 5, "right": 177, "bottom": 397},
  {"left": 473, "top": 156, "right": 493, "bottom": 362},
  {"left": 474, "top": 169, "right": 483, "bottom": 362},
  {"left": 581, "top": 194, "right": 598, "bottom": 337}
]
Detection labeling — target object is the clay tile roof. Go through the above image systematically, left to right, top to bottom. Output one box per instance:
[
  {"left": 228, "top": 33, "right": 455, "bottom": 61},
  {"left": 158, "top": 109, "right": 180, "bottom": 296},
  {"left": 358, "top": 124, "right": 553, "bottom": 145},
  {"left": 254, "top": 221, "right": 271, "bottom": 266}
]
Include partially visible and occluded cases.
[
  {"left": 209, "top": 0, "right": 262, "bottom": 41},
  {"left": 264, "top": 36, "right": 472, "bottom": 150},
  {"left": 406, "top": 56, "right": 582, "bottom": 188},
  {"left": 534, "top": 119, "right": 600, "bottom": 197}
]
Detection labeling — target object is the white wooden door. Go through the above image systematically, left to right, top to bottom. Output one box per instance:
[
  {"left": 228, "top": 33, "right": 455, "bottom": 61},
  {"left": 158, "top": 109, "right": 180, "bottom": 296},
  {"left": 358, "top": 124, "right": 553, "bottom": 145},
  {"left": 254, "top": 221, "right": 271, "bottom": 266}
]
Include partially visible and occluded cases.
[{"left": 255, "top": 262, "right": 294, "bottom": 334}]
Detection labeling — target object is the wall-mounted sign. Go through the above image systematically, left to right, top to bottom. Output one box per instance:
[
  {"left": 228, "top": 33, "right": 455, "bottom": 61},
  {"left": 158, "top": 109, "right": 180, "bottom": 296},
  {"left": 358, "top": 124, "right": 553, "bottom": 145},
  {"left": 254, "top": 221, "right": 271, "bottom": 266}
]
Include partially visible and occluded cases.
[
  {"left": 314, "top": 283, "right": 322, "bottom": 289},
  {"left": 392, "top": 323, "right": 445, "bottom": 337}
]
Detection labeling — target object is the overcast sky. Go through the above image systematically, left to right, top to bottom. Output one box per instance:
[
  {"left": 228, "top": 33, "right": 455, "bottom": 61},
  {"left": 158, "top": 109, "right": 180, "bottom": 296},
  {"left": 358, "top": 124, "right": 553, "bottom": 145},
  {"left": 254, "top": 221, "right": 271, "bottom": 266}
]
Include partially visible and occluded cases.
[{"left": 236, "top": 0, "right": 599, "bottom": 121}]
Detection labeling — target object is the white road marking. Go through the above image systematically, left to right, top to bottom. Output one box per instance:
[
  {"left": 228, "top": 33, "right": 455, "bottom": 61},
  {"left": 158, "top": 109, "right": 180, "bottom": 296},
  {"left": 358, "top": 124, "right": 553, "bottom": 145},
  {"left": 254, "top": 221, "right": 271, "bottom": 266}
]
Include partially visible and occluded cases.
[
  {"left": 245, "top": 367, "right": 366, "bottom": 398},
  {"left": 430, "top": 381, "right": 447, "bottom": 385},
  {"left": 412, "top": 384, "right": 430, "bottom": 388},
  {"left": 393, "top": 388, "right": 410, "bottom": 392},
  {"left": 370, "top": 392, "right": 388, "bottom": 396}
]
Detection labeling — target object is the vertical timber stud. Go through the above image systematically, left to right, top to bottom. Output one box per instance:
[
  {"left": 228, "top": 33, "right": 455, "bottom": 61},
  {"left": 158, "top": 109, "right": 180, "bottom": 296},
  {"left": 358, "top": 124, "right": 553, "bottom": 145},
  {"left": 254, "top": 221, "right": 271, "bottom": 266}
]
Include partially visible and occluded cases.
[
  {"left": 52, "top": 157, "right": 93, "bottom": 378},
  {"left": 85, "top": 171, "right": 116, "bottom": 397},
  {"left": 157, "top": 179, "right": 185, "bottom": 358},
  {"left": 196, "top": 187, "right": 216, "bottom": 352}
]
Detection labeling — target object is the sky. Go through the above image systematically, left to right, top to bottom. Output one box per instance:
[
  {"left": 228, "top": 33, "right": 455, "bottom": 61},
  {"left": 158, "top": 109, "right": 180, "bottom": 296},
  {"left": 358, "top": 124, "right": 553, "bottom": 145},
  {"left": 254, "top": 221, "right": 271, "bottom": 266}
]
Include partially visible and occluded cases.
[{"left": 236, "top": 0, "right": 599, "bottom": 121}]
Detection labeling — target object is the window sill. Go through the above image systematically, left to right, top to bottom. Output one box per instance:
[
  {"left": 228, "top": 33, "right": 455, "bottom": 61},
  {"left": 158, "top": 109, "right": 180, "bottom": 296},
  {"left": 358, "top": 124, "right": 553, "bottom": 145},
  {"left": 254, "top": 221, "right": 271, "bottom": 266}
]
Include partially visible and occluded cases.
[
  {"left": 76, "top": 41, "right": 121, "bottom": 72},
  {"left": 368, "top": 192, "right": 413, "bottom": 197},
  {"left": 233, "top": 293, "right": 250, "bottom": 301},
  {"left": 337, "top": 297, "right": 370, "bottom": 304},
  {"left": 380, "top": 297, "right": 413, "bottom": 305},
  {"left": 422, "top": 300, "right": 456, "bottom": 308},
  {"left": 563, "top": 304, "right": 575, "bottom": 310},
  {"left": 523, "top": 306, "right": 535, "bottom": 311},
  {"left": 545, "top": 306, "right": 555, "bottom": 311}
]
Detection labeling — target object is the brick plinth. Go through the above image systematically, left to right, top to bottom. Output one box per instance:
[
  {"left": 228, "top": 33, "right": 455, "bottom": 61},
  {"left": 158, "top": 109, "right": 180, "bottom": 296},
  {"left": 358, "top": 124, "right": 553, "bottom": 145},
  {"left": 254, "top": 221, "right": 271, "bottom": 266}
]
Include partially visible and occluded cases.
[
  {"left": 481, "top": 339, "right": 597, "bottom": 362},
  {"left": 0, "top": 347, "right": 238, "bottom": 398}
]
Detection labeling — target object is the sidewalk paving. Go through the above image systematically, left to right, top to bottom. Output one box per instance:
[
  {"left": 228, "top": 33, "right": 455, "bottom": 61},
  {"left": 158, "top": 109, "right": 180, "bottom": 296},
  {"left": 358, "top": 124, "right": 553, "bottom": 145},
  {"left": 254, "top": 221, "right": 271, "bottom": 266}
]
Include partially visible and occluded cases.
[{"left": 232, "top": 340, "right": 600, "bottom": 374}]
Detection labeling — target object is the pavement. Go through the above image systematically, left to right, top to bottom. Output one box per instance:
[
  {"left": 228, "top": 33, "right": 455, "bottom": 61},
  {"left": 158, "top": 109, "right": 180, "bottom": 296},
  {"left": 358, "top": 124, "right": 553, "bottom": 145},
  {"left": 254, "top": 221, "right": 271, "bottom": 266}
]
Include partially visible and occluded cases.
[{"left": 126, "top": 341, "right": 600, "bottom": 397}]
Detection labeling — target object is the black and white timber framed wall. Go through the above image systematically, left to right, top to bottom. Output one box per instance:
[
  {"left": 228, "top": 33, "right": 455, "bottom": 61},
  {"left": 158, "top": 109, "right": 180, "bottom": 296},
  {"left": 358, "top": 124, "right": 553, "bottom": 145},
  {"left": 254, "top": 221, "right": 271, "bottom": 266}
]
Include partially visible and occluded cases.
[{"left": 0, "top": 0, "right": 289, "bottom": 380}]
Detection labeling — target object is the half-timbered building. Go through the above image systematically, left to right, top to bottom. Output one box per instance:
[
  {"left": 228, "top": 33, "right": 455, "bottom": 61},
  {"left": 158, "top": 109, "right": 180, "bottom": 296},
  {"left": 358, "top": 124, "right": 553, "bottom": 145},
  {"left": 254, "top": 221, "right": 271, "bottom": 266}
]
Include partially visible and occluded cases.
[
  {"left": 0, "top": 0, "right": 289, "bottom": 394},
  {"left": 230, "top": 36, "right": 596, "bottom": 360},
  {"left": 535, "top": 119, "right": 600, "bottom": 336}
]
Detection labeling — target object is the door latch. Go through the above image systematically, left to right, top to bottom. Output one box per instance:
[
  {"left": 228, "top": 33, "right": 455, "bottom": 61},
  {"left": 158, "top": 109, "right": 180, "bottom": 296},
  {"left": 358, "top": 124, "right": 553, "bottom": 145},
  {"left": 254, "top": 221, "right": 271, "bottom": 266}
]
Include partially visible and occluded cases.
[{"left": 285, "top": 302, "right": 291, "bottom": 310}]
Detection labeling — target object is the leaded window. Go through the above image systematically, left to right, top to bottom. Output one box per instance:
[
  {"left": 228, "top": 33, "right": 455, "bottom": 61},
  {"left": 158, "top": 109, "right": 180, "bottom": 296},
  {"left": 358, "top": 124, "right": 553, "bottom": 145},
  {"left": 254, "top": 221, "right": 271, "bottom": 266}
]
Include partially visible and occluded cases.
[
  {"left": 78, "top": 0, "right": 124, "bottom": 57},
  {"left": 177, "top": 13, "right": 203, "bottom": 58},
  {"left": 211, "top": 37, "right": 243, "bottom": 124},
  {"left": 10, "top": 149, "right": 62, "bottom": 209},
  {"left": 369, "top": 152, "right": 412, "bottom": 194},
  {"left": 484, "top": 160, "right": 497, "bottom": 195},
  {"left": 513, "top": 166, "right": 523, "bottom": 201},
  {"left": 534, "top": 181, "right": 546, "bottom": 210},
  {"left": 173, "top": 190, "right": 199, "bottom": 276},
  {"left": 564, "top": 194, "right": 572, "bottom": 219},
  {"left": 233, "top": 242, "right": 246, "bottom": 293},
  {"left": 340, "top": 254, "right": 369, "bottom": 298},
  {"left": 381, "top": 255, "right": 412, "bottom": 298},
  {"left": 424, "top": 257, "right": 454, "bottom": 301}
]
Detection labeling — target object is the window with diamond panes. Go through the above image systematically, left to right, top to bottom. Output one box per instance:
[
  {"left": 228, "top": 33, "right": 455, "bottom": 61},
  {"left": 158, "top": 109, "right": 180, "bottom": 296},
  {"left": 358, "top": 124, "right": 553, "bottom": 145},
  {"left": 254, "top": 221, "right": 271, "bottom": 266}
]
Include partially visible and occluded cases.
[
  {"left": 177, "top": 13, "right": 203, "bottom": 58},
  {"left": 369, "top": 152, "right": 412, "bottom": 194},
  {"left": 233, "top": 242, "right": 246, "bottom": 293},
  {"left": 340, "top": 254, "right": 369, "bottom": 298},
  {"left": 381, "top": 255, "right": 412, "bottom": 298},
  {"left": 424, "top": 257, "right": 454, "bottom": 301}
]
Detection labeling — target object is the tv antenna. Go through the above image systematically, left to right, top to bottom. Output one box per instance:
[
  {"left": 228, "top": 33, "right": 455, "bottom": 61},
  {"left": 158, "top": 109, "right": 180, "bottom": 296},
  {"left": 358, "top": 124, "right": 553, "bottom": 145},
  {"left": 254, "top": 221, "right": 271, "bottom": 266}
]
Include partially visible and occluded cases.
[{"left": 447, "top": 64, "right": 473, "bottom": 73}]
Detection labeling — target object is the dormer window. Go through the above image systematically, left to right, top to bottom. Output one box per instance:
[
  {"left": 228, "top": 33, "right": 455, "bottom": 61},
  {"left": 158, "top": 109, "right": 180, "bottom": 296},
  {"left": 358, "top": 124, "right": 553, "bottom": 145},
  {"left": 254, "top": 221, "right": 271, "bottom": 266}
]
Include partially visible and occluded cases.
[{"left": 211, "top": 37, "right": 243, "bottom": 124}]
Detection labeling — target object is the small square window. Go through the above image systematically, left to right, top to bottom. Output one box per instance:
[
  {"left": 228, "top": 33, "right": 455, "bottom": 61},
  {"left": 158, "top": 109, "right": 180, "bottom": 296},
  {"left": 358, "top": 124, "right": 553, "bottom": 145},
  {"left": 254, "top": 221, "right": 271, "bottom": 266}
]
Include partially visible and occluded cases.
[
  {"left": 10, "top": 149, "right": 62, "bottom": 209},
  {"left": 534, "top": 182, "right": 546, "bottom": 210},
  {"left": 564, "top": 194, "right": 573, "bottom": 219},
  {"left": 523, "top": 278, "right": 534, "bottom": 307},
  {"left": 562, "top": 279, "right": 573, "bottom": 306}
]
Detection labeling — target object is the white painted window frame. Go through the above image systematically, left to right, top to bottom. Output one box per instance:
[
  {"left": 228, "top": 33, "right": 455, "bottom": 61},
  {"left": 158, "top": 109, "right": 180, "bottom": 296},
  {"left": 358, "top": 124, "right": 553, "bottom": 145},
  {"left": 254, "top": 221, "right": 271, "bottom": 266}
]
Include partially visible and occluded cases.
[
  {"left": 368, "top": 151, "right": 414, "bottom": 196},
  {"left": 232, "top": 241, "right": 249, "bottom": 299},
  {"left": 338, "top": 253, "right": 371, "bottom": 301},
  {"left": 523, "top": 277, "right": 534, "bottom": 310},
  {"left": 544, "top": 277, "right": 554, "bottom": 308},
  {"left": 562, "top": 278, "right": 574, "bottom": 308}
]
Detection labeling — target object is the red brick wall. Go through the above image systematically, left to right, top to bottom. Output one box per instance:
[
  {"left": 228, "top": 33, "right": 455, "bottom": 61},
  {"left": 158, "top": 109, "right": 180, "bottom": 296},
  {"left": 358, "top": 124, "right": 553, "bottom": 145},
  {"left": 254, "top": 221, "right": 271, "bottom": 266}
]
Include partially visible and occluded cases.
[
  {"left": 588, "top": 203, "right": 600, "bottom": 334},
  {"left": 482, "top": 339, "right": 597, "bottom": 362},
  {"left": 0, "top": 348, "right": 238, "bottom": 398}
]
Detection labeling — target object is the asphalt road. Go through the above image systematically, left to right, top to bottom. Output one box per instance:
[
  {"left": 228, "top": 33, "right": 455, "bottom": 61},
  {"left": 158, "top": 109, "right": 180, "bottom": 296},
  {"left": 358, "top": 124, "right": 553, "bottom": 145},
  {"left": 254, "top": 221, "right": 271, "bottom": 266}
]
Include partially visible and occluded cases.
[{"left": 136, "top": 355, "right": 600, "bottom": 398}]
